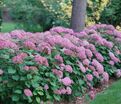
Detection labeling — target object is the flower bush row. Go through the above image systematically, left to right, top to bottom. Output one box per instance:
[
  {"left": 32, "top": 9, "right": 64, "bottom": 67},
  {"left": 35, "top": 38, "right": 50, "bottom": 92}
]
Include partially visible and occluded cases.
[{"left": 0, "top": 24, "right": 121, "bottom": 103}]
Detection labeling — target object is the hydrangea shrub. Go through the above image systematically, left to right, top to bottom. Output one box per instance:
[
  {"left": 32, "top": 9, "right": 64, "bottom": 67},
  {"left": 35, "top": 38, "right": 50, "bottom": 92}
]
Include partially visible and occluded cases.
[{"left": 0, "top": 24, "right": 121, "bottom": 103}]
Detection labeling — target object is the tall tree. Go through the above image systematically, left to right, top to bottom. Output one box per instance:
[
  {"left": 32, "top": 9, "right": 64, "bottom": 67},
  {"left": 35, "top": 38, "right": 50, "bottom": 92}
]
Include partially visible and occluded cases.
[
  {"left": 71, "top": 0, "right": 87, "bottom": 32},
  {"left": 0, "top": 1, "right": 3, "bottom": 32}
]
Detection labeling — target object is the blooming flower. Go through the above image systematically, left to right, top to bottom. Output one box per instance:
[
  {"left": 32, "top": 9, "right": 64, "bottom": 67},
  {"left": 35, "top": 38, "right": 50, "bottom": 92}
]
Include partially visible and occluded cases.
[
  {"left": 85, "top": 49, "right": 93, "bottom": 58},
  {"left": 95, "top": 52, "right": 104, "bottom": 62},
  {"left": 109, "top": 52, "right": 120, "bottom": 63},
  {"left": 54, "top": 54, "right": 63, "bottom": 64},
  {"left": 34, "top": 55, "right": 49, "bottom": 66},
  {"left": 83, "top": 59, "right": 90, "bottom": 66},
  {"left": 108, "top": 60, "right": 115, "bottom": 66},
  {"left": 78, "top": 62, "right": 86, "bottom": 73},
  {"left": 65, "top": 65, "right": 73, "bottom": 73},
  {"left": 0, "top": 69, "right": 3, "bottom": 75},
  {"left": 52, "top": 69, "right": 63, "bottom": 78},
  {"left": 115, "top": 69, "right": 121, "bottom": 78},
  {"left": 102, "top": 72, "right": 109, "bottom": 83},
  {"left": 86, "top": 74, "right": 93, "bottom": 81},
  {"left": 61, "top": 77, "right": 73, "bottom": 86},
  {"left": 44, "top": 84, "right": 49, "bottom": 90},
  {"left": 66, "top": 87, "right": 72, "bottom": 95},
  {"left": 24, "top": 89, "right": 33, "bottom": 97},
  {"left": 89, "top": 90, "right": 95, "bottom": 100}
]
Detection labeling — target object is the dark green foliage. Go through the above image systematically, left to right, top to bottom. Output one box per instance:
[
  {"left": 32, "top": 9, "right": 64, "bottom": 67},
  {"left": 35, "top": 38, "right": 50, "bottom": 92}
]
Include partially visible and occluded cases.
[{"left": 100, "top": 0, "right": 121, "bottom": 26}]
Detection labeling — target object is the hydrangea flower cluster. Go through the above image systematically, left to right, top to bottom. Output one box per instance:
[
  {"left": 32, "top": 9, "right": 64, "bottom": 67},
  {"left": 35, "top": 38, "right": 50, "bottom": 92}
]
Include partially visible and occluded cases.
[{"left": 0, "top": 24, "right": 121, "bottom": 103}]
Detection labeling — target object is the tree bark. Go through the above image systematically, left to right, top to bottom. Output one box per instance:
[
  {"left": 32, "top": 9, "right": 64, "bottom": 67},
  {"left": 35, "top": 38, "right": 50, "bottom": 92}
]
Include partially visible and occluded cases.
[
  {"left": 70, "top": 0, "right": 87, "bottom": 32},
  {"left": 0, "top": 8, "right": 2, "bottom": 32}
]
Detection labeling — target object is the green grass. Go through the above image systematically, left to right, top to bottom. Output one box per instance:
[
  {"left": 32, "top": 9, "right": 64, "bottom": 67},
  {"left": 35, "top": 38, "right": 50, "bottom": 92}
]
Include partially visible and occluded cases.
[
  {"left": 1, "top": 22, "right": 16, "bottom": 32},
  {"left": 90, "top": 79, "right": 121, "bottom": 104}
]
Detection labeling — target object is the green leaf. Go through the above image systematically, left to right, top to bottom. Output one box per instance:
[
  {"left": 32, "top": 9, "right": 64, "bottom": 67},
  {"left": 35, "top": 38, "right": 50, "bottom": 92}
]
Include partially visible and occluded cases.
[
  {"left": 8, "top": 67, "right": 16, "bottom": 74},
  {"left": 27, "top": 74, "right": 32, "bottom": 79},
  {"left": 12, "top": 75, "right": 19, "bottom": 81},
  {"left": 14, "top": 90, "right": 22, "bottom": 94},
  {"left": 37, "top": 91, "right": 44, "bottom": 95},
  {"left": 12, "top": 94, "right": 20, "bottom": 101},
  {"left": 53, "top": 95, "right": 61, "bottom": 101},
  {"left": 36, "top": 97, "right": 41, "bottom": 103}
]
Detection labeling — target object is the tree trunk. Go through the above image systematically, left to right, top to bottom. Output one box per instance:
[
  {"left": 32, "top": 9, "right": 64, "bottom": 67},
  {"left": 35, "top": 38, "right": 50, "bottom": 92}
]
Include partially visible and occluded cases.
[
  {"left": 70, "top": 0, "right": 87, "bottom": 32},
  {"left": 0, "top": 8, "right": 2, "bottom": 32}
]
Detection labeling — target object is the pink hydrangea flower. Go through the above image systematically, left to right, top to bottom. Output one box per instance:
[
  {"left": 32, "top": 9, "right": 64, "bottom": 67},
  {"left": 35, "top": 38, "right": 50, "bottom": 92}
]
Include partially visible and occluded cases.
[
  {"left": 24, "top": 41, "right": 36, "bottom": 50},
  {"left": 37, "top": 42, "right": 51, "bottom": 54},
  {"left": 64, "top": 49, "right": 75, "bottom": 56},
  {"left": 85, "top": 49, "right": 93, "bottom": 58},
  {"left": 95, "top": 52, "right": 104, "bottom": 62},
  {"left": 109, "top": 52, "right": 120, "bottom": 63},
  {"left": 54, "top": 54, "right": 63, "bottom": 63},
  {"left": 12, "top": 55, "right": 23, "bottom": 64},
  {"left": 34, "top": 55, "right": 49, "bottom": 66},
  {"left": 83, "top": 59, "right": 90, "bottom": 66},
  {"left": 108, "top": 60, "right": 114, "bottom": 66},
  {"left": 78, "top": 62, "right": 86, "bottom": 73},
  {"left": 65, "top": 65, "right": 73, "bottom": 73},
  {"left": 23, "top": 66, "right": 30, "bottom": 71},
  {"left": 29, "top": 66, "right": 38, "bottom": 70},
  {"left": 0, "top": 69, "right": 3, "bottom": 75},
  {"left": 52, "top": 69, "right": 63, "bottom": 78},
  {"left": 115, "top": 69, "right": 121, "bottom": 78},
  {"left": 93, "top": 71, "right": 99, "bottom": 78},
  {"left": 102, "top": 72, "right": 109, "bottom": 83},
  {"left": 86, "top": 74, "right": 93, "bottom": 81},
  {"left": 61, "top": 77, "right": 73, "bottom": 86},
  {"left": 44, "top": 84, "right": 49, "bottom": 90},
  {"left": 66, "top": 87, "right": 72, "bottom": 95},
  {"left": 60, "top": 88, "right": 67, "bottom": 94},
  {"left": 24, "top": 89, "right": 33, "bottom": 97},
  {"left": 54, "top": 90, "right": 62, "bottom": 95},
  {"left": 89, "top": 90, "right": 95, "bottom": 100}
]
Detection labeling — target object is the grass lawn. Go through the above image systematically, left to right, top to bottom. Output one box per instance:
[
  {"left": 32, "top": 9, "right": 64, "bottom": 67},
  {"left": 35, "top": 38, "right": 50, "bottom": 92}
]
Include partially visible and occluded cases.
[
  {"left": 1, "top": 22, "right": 17, "bottom": 32},
  {"left": 90, "top": 79, "right": 121, "bottom": 104}
]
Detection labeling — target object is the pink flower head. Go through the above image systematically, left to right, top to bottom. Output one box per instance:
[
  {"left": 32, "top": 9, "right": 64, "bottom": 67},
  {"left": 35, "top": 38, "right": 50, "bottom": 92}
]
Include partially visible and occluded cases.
[
  {"left": 24, "top": 41, "right": 36, "bottom": 50},
  {"left": 37, "top": 42, "right": 51, "bottom": 54},
  {"left": 77, "top": 47, "right": 87, "bottom": 60},
  {"left": 64, "top": 49, "right": 75, "bottom": 56},
  {"left": 85, "top": 49, "right": 93, "bottom": 58},
  {"left": 95, "top": 52, "right": 104, "bottom": 62},
  {"left": 109, "top": 52, "right": 120, "bottom": 63},
  {"left": 54, "top": 54, "right": 63, "bottom": 63},
  {"left": 12, "top": 55, "right": 23, "bottom": 64},
  {"left": 34, "top": 55, "right": 49, "bottom": 66},
  {"left": 83, "top": 59, "right": 90, "bottom": 66},
  {"left": 92, "top": 59, "right": 104, "bottom": 74},
  {"left": 108, "top": 60, "right": 114, "bottom": 66},
  {"left": 79, "top": 62, "right": 86, "bottom": 73},
  {"left": 59, "top": 63, "right": 65, "bottom": 71},
  {"left": 65, "top": 65, "right": 73, "bottom": 73},
  {"left": 24, "top": 66, "right": 30, "bottom": 71},
  {"left": 29, "top": 66, "right": 38, "bottom": 70},
  {"left": 0, "top": 69, "right": 3, "bottom": 75},
  {"left": 52, "top": 69, "right": 63, "bottom": 78},
  {"left": 115, "top": 69, "right": 121, "bottom": 78},
  {"left": 93, "top": 71, "right": 99, "bottom": 78},
  {"left": 102, "top": 72, "right": 109, "bottom": 83},
  {"left": 86, "top": 74, "right": 93, "bottom": 81},
  {"left": 61, "top": 77, "right": 73, "bottom": 86},
  {"left": 44, "top": 84, "right": 49, "bottom": 90},
  {"left": 66, "top": 87, "right": 72, "bottom": 95},
  {"left": 60, "top": 88, "right": 67, "bottom": 94},
  {"left": 24, "top": 89, "right": 33, "bottom": 97},
  {"left": 54, "top": 90, "right": 62, "bottom": 95},
  {"left": 89, "top": 90, "right": 95, "bottom": 100}
]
